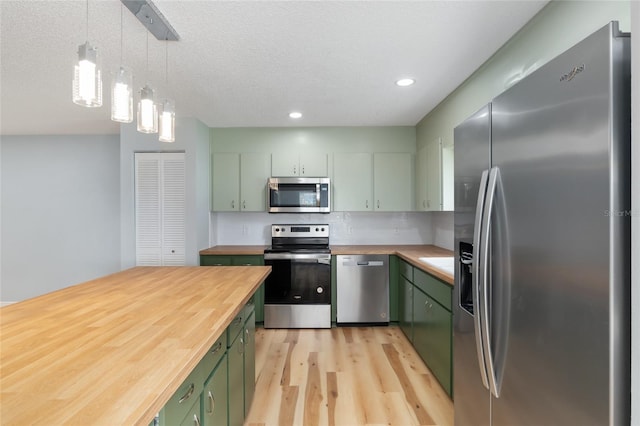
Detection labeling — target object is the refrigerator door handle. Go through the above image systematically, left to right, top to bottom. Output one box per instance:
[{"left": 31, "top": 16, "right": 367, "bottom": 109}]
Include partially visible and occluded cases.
[
  {"left": 480, "top": 166, "right": 501, "bottom": 398},
  {"left": 472, "top": 169, "right": 490, "bottom": 391}
]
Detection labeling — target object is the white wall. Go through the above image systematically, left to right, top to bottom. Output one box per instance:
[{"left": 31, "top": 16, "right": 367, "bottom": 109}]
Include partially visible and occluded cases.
[
  {"left": 630, "top": 2, "right": 639, "bottom": 423},
  {"left": 120, "top": 117, "right": 209, "bottom": 268},
  {"left": 0, "top": 135, "right": 121, "bottom": 302},
  {"left": 213, "top": 211, "right": 432, "bottom": 246}
]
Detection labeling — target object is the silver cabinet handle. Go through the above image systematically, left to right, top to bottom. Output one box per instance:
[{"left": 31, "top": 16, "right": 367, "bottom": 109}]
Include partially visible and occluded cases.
[
  {"left": 293, "top": 165, "right": 297, "bottom": 175},
  {"left": 302, "top": 165, "right": 305, "bottom": 175},
  {"left": 231, "top": 200, "right": 235, "bottom": 209},
  {"left": 242, "top": 200, "right": 246, "bottom": 210},
  {"left": 366, "top": 200, "right": 369, "bottom": 209},
  {"left": 377, "top": 200, "right": 380, "bottom": 209},
  {"left": 212, "top": 263, "right": 223, "bottom": 266},
  {"left": 240, "top": 263, "right": 252, "bottom": 266},
  {"left": 232, "top": 316, "right": 242, "bottom": 325},
  {"left": 238, "top": 337, "right": 245, "bottom": 354},
  {"left": 211, "top": 341, "right": 223, "bottom": 354},
  {"left": 178, "top": 383, "right": 195, "bottom": 404},
  {"left": 206, "top": 391, "right": 215, "bottom": 415},
  {"left": 193, "top": 414, "right": 200, "bottom": 426}
]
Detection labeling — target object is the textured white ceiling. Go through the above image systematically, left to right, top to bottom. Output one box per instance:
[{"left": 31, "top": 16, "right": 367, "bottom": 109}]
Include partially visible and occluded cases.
[{"left": 0, "top": 0, "right": 547, "bottom": 135}]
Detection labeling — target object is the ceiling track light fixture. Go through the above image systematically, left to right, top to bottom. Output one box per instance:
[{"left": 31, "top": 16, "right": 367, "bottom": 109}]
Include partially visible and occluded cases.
[
  {"left": 73, "top": 0, "right": 103, "bottom": 107},
  {"left": 111, "top": 2, "right": 133, "bottom": 123}
]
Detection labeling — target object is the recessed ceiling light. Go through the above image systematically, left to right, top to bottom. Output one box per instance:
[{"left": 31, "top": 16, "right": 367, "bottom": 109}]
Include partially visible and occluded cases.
[
  {"left": 396, "top": 78, "right": 415, "bottom": 87},
  {"left": 289, "top": 112, "right": 302, "bottom": 119}
]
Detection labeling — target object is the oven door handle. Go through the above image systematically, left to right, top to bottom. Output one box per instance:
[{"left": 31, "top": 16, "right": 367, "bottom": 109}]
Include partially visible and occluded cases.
[{"left": 264, "top": 253, "right": 331, "bottom": 262}]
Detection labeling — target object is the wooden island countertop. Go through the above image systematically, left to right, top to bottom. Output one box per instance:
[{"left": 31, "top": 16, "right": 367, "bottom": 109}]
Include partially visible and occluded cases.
[{"left": 0, "top": 266, "right": 271, "bottom": 426}]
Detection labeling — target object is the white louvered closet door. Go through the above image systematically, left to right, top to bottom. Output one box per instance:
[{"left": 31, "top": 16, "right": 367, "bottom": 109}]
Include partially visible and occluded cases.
[{"left": 135, "top": 153, "right": 186, "bottom": 266}]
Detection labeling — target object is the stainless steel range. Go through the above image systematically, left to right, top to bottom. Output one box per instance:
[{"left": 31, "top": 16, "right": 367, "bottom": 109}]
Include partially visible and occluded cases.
[{"left": 263, "top": 224, "right": 331, "bottom": 328}]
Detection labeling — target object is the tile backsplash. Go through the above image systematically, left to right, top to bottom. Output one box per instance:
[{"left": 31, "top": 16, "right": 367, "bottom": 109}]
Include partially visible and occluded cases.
[{"left": 210, "top": 211, "right": 442, "bottom": 246}]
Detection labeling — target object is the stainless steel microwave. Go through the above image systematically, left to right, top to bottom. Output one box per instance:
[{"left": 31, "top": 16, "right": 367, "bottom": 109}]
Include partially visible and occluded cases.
[{"left": 267, "top": 177, "right": 330, "bottom": 213}]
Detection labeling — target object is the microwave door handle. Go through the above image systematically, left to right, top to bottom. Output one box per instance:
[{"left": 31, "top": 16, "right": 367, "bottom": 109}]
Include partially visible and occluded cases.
[{"left": 316, "top": 184, "right": 320, "bottom": 207}]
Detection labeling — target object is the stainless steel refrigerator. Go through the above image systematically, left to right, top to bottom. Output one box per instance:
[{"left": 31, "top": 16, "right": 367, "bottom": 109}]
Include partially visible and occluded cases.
[{"left": 453, "top": 22, "right": 630, "bottom": 425}]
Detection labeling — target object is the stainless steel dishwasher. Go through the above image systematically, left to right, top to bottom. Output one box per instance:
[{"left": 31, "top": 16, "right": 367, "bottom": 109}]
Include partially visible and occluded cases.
[{"left": 336, "top": 254, "right": 389, "bottom": 325}]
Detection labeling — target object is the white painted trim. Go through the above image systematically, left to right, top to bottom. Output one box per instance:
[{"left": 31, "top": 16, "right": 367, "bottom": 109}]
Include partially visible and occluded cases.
[{"left": 1, "top": 301, "right": 17, "bottom": 307}]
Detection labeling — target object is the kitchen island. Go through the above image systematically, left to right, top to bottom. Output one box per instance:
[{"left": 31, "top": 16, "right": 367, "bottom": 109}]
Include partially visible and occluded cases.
[{"left": 0, "top": 265, "right": 270, "bottom": 425}]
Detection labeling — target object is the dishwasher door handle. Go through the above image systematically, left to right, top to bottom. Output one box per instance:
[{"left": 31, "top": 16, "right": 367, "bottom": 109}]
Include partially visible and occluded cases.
[{"left": 356, "top": 261, "right": 384, "bottom": 266}]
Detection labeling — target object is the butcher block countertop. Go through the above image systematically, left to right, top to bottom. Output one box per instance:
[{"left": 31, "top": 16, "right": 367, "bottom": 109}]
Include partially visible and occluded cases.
[
  {"left": 199, "top": 244, "right": 453, "bottom": 285},
  {"left": 0, "top": 266, "right": 271, "bottom": 426}
]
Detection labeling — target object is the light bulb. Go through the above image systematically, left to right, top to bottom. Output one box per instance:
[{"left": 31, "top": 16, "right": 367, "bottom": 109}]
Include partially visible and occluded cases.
[
  {"left": 73, "top": 42, "right": 102, "bottom": 107},
  {"left": 111, "top": 67, "right": 133, "bottom": 123},
  {"left": 137, "top": 85, "right": 158, "bottom": 134},
  {"left": 159, "top": 99, "right": 175, "bottom": 143}
]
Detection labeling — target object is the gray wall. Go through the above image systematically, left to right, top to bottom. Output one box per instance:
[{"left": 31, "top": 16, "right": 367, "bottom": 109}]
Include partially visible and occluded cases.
[
  {"left": 120, "top": 117, "right": 210, "bottom": 268},
  {"left": 1, "top": 135, "right": 121, "bottom": 302}
]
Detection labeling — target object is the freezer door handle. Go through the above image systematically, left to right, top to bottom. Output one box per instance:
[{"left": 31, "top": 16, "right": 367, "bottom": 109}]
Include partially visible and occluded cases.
[
  {"left": 480, "top": 166, "right": 501, "bottom": 398},
  {"left": 472, "top": 169, "right": 491, "bottom": 392}
]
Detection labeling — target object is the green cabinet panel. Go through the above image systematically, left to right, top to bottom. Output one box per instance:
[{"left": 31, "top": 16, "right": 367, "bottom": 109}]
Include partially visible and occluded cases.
[
  {"left": 415, "top": 143, "right": 429, "bottom": 211},
  {"left": 272, "top": 152, "right": 327, "bottom": 177},
  {"left": 212, "top": 153, "right": 240, "bottom": 211},
  {"left": 240, "top": 153, "right": 270, "bottom": 211},
  {"left": 333, "top": 153, "right": 373, "bottom": 211},
  {"left": 373, "top": 153, "right": 413, "bottom": 211},
  {"left": 200, "top": 255, "right": 232, "bottom": 266},
  {"left": 231, "top": 255, "right": 263, "bottom": 266},
  {"left": 331, "top": 256, "right": 337, "bottom": 323},
  {"left": 388, "top": 256, "right": 399, "bottom": 322},
  {"left": 399, "top": 259, "right": 413, "bottom": 281},
  {"left": 413, "top": 268, "right": 451, "bottom": 309},
  {"left": 399, "top": 276, "right": 413, "bottom": 341},
  {"left": 413, "top": 287, "right": 452, "bottom": 396},
  {"left": 243, "top": 312, "right": 256, "bottom": 417},
  {"left": 228, "top": 331, "right": 244, "bottom": 426},
  {"left": 201, "top": 357, "right": 228, "bottom": 426},
  {"left": 158, "top": 362, "right": 205, "bottom": 426},
  {"left": 178, "top": 399, "right": 201, "bottom": 426}
]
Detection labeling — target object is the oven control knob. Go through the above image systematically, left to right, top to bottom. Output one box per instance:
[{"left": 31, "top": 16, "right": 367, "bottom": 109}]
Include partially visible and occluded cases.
[
  {"left": 315, "top": 227, "right": 319, "bottom": 231},
  {"left": 321, "top": 227, "right": 325, "bottom": 232},
  {"left": 275, "top": 228, "right": 279, "bottom": 232},
  {"left": 316, "top": 286, "right": 324, "bottom": 294}
]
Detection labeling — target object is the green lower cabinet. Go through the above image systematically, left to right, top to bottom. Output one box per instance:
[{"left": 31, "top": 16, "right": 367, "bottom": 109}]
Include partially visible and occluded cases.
[
  {"left": 200, "top": 255, "right": 233, "bottom": 266},
  {"left": 399, "top": 276, "right": 413, "bottom": 341},
  {"left": 412, "top": 287, "right": 452, "bottom": 395},
  {"left": 243, "top": 312, "right": 256, "bottom": 417},
  {"left": 228, "top": 331, "right": 244, "bottom": 426},
  {"left": 201, "top": 356, "right": 228, "bottom": 426},
  {"left": 179, "top": 399, "right": 201, "bottom": 426}
]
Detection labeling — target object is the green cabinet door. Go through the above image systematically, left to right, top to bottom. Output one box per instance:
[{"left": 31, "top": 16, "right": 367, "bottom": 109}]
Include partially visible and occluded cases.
[
  {"left": 212, "top": 153, "right": 240, "bottom": 211},
  {"left": 240, "top": 153, "right": 270, "bottom": 211},
  {"left": 333, "top": 153, "right": 373, "bottom": 211},
  {"left": 373, "top": 153, "right": 413, "bottom": 211},
  {"left": 200, "top": 255, "right": 232, "bottom": 266},
  {"left": 399, "top": 276, "right": 413, "bottom": 341},
  {"left": 413, "top": 287, "right": 452, "bottom": 396},
  {"left": 243, "top": 311, "right": 256, "bottom": 417},
  {"left": 228, "top": 333, "right": 244, "bottom": 426},
  {"left": 202, "top": 357, "right": 228, "bottom": 426},
  {"left": 178, "top": 399, "right": 201, "bottom": 426}
]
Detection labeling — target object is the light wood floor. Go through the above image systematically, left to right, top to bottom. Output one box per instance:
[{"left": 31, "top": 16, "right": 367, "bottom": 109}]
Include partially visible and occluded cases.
[{"left": 246, "top": 326, "right": 453, "bottom": 426}]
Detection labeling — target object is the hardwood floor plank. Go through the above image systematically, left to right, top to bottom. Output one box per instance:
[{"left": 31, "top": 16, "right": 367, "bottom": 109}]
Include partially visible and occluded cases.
[{"left": 246, "top": 327, "right": 453, "bottom": 426}]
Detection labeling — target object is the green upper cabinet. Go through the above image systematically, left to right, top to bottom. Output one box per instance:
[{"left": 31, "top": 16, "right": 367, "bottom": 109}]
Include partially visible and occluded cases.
[
  {"left": 416, "top": 137, "right": 442, "bottom": 211},
  {"left": 426, "top": 137, "right": 443, "bottom": 211},
  {"left": 415, "top": 144, "right": 429, "bottom": 211},
  {"left": 271, "top": 152, "right": 327, "bottom": 177},
  {"left": 211, "top": 153, "right": 270, "bottom": 212},
  {"left": 212, "top": 153, "right": 240, "bottom": 211},
  {"left": 240, "top": 153, "right": 270, "bottom": 211},
  {"left": 333, "top": 153, "right": 373, "bottom": 211},
  {"left": 373, "top": 153, "right": 413, "bottom": 211}
]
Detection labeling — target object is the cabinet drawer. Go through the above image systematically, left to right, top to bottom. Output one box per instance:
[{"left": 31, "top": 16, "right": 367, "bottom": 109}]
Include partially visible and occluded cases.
[
  {"left": 200, "top": 255, "right": 232, "bottom": 266},
  {"left": 232, "top": 255, "right": 264, "bottom": 266},
  {"left": 399, "top": 260, "right": 413, "bottom": 281},
  {"left": 413, "top": 269, "right": 451, "bottom": 310},
  {"left": 242, "top": 298, "right": 255, "bottom": 322},
  {"left": 199, "top": 333, "right": 226, "bottom": 383},
  {"left": 160, "top": 362, "right": 205, "bottom": 426}
]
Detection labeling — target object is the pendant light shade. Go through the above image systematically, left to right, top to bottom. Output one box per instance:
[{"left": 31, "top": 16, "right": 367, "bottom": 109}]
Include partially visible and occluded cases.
[
  {"left": 73, "top": 41, "right": 102, "bottom": 107},
  {"left": 111, "top": 67, "right": 133, "bottom": 122},
  {"left": 137, "top": 84, "right": 158, "bottom": 133},
  {"left": 159, "top": 99, "right": 175, "bottom": 142}
]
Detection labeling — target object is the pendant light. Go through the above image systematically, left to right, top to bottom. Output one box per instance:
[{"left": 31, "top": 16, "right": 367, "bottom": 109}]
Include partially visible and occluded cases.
[
  {"left": 72, "top": 0, "right": 102, "bottom": 107},
  {"left": 111, "top": 3, "right": 133, "bottom": 123},
  {"left": 137, "top": 20, "right": 158, "bottom": 134},
  {"left": 159, "top": 39, "right": 175, "bottom": 143}
]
